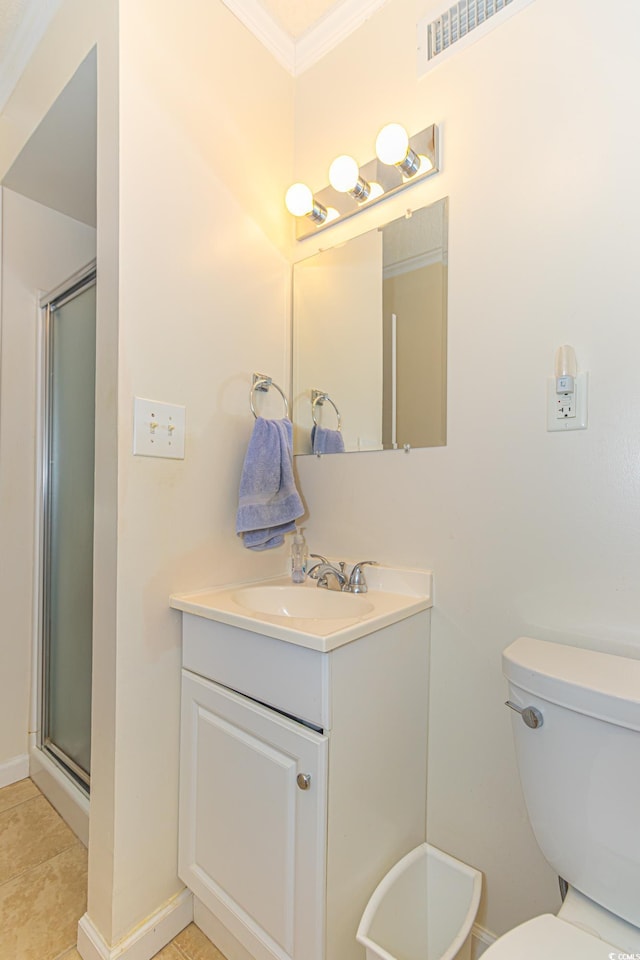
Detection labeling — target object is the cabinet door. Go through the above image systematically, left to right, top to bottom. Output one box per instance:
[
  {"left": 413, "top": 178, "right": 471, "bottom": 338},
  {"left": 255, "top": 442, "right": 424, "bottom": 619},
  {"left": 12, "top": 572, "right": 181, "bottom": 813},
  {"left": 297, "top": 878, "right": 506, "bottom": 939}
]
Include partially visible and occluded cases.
[{"left": 180, "top": 671, "right": 328, "bottom": 960}]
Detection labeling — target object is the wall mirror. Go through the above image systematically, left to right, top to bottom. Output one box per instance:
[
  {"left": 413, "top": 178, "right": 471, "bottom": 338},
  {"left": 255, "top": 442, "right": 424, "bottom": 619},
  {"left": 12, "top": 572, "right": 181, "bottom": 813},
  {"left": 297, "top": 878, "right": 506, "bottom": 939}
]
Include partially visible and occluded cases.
[{"left": 292, "top": 197, "right": 448, "bottom": 455}]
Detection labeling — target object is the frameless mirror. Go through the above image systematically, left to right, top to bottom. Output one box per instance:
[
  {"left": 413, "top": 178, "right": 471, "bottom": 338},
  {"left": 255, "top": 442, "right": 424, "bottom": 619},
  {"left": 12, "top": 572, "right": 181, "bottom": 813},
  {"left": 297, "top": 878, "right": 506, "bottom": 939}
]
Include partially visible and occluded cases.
[{"left": 292, "top": 197, "right": 448, "bottom": 455}]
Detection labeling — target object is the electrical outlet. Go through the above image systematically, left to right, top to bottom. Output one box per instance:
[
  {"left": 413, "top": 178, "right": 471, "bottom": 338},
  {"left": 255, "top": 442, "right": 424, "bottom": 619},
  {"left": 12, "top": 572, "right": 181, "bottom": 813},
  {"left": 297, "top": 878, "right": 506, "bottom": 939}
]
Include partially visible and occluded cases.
[
  {"left": 547, "top": 372, "right": 588, "bottom": 432},
  {"left": 556, "top": 394, "right": 576, "bottom": 419},
  {"left": 133, "top": 397, "right": 186, "bottom": 458}
]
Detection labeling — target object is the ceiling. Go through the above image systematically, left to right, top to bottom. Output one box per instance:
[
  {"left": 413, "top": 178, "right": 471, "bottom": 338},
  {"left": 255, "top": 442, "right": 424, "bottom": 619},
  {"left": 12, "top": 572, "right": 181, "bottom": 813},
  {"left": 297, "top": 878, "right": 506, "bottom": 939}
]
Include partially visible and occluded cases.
[
  {"left": 258, "top": 0, "right": 350, "bottom": 39},
  {"left": 3, "top": 48, "right": 96, "bottom": 226}
]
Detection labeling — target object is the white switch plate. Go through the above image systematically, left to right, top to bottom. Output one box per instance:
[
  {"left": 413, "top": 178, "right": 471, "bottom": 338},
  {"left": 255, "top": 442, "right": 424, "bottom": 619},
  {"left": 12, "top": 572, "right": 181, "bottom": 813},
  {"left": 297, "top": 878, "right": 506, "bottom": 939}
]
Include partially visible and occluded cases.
[
  {"left": 547, "top": 372, "right": 588, "bottom": 431},
  {"left": 133, "top": 397, "right": 186, "bottom": 458}
]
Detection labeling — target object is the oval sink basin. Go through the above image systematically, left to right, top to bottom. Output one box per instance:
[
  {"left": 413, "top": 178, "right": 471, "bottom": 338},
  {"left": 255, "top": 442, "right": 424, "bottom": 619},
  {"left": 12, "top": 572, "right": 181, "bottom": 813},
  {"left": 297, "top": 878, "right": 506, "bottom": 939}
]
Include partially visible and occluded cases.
[{"left": 232, "top": 585, "right": 374, "bottom": 620}]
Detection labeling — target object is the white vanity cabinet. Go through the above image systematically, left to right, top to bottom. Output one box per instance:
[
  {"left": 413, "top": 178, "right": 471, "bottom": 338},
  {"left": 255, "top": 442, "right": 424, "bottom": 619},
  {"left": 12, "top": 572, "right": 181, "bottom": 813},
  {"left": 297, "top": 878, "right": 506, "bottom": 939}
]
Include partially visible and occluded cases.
[
  {"left": 175, "top": 576, "right": 431, "bottom": 960},
  {"left": 180, "top": 670, "right": 327, "bottom": 960}
]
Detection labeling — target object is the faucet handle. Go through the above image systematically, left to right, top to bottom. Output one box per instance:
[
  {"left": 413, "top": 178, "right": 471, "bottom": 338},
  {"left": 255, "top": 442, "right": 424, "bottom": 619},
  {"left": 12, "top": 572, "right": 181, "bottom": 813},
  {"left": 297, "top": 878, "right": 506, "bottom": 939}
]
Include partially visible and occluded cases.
[
  {"left": 309, "top": 553, "right": 329, "bottom": 564},
  {"left": 308, "top": 554, "right": 330, "bottom": 580},
  {"left": 311, "top": 554, "right": 346, "bottom": 573},
  {"left": 347, "top": 561, "right": 378, "bottom": 594}
]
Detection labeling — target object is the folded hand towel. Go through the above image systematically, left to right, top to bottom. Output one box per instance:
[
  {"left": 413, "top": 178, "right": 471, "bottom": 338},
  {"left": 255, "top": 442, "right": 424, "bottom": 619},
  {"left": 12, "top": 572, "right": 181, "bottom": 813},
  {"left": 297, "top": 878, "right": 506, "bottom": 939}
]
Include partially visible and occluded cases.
[
  {"left": 236, "top": 417, "right": 304, "bottom": 551},
  {"left": 311, "top": 425, "right": 345, "bottom": 454}
]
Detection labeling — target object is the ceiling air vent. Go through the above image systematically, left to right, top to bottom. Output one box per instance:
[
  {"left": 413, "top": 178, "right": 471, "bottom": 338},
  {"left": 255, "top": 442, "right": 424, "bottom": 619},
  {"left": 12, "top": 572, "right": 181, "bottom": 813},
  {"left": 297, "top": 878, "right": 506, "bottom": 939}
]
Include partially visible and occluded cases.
[{"left": 418, "top": 0, "right": 534, "bottom": 73}]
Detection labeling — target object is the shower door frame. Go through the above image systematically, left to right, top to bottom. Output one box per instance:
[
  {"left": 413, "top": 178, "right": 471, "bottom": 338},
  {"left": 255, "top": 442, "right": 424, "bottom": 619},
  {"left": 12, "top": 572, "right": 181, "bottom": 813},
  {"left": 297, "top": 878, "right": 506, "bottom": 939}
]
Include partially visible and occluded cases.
[{"left": 37, "top": 260, "right": 97, "bottom": 794}]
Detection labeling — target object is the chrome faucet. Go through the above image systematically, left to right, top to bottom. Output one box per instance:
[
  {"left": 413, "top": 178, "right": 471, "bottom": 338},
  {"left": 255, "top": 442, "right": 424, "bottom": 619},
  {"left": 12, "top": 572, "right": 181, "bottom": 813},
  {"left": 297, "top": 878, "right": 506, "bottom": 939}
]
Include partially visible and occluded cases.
[
  {"left": 307, "top": 555, "right": 377, "bottom": 593},
  {"left": 307, "top": 555, "right": 348, "bottom": 591}
]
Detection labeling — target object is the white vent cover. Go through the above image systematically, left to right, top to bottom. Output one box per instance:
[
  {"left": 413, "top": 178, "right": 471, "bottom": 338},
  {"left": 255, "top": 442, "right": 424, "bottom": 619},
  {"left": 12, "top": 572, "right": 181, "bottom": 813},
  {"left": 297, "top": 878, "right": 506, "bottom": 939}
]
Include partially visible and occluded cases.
[{"left": 418, "top": 0, "right": 534, "bottom": 74}]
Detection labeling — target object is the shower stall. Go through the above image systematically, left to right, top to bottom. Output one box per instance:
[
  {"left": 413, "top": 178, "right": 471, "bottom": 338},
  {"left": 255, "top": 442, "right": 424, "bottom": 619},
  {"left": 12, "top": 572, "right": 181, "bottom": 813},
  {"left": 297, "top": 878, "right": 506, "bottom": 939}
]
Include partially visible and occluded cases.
[{"left": 35, "top": 263, "right": 96, "bottom": 815}]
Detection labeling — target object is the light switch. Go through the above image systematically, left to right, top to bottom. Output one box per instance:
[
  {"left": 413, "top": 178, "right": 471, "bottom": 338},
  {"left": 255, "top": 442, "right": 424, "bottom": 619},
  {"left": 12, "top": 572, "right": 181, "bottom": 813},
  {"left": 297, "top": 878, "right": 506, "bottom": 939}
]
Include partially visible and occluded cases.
[{"left": 133, "top": 397, "right": 185, "bottom": 459}]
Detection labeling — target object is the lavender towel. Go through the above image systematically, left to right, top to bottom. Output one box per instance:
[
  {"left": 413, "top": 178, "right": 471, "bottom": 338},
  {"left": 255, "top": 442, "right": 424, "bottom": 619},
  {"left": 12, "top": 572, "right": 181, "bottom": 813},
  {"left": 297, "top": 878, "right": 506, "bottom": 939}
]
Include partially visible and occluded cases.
[
  {"left": 236, "top": 417, "right": 304, "bottom": 551},
  {"left": 311, "top": 425, "right": 345, "bottom": 455}
]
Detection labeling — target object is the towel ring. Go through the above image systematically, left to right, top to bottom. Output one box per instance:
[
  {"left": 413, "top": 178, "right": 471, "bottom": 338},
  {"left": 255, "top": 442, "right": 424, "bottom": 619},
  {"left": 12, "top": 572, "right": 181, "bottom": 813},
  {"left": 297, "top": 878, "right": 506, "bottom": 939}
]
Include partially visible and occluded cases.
[
  {"left": 250, "top": 373, "right": 289, "bottom": 419},
  {"left": 311, "top": 389, "right": 342, "bottom": 430}
]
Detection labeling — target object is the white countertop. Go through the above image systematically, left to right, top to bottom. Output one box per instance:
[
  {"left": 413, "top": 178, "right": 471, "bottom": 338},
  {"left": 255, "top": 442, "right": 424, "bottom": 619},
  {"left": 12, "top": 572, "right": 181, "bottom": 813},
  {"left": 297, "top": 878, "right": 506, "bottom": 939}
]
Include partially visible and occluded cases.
[{"left": 170, "top": 566, "right": 432, "bottom": 652}]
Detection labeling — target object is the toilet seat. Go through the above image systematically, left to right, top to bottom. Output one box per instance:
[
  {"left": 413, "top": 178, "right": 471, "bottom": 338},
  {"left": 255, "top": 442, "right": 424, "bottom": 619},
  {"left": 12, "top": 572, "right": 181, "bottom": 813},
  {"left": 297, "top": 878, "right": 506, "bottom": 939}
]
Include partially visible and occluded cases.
[{"left": 482, "top": 914, "right": 619, "bottom": 959}]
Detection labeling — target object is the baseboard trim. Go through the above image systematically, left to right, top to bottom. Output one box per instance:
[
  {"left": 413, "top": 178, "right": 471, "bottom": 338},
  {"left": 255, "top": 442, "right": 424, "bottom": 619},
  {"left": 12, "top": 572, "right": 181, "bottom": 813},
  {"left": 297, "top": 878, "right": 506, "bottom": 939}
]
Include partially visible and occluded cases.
[
  {"left": 29, "top": 746, "right": 89, "bottom": 846},
  {"left": 0, "top": 753, "right": 29, "bottom": 788},
  {"left": 77, "top": 888, "right": 193, "bottom": 960},
  {"left": 471, "top": 923, "right": 497, "bottom": 958}
]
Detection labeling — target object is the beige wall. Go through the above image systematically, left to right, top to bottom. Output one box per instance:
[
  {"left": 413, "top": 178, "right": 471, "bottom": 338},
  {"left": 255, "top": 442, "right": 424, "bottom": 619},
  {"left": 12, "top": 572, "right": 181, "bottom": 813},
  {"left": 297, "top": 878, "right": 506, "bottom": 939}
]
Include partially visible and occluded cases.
[
  {"left": 95, "top": 0, "right": 294, "bottom": 942},
  {"left": 294, "top": 0, "right": 640, "bottom": 937},
  {"left": 0, "top": 189, "right": 96, "bottom": 774}
]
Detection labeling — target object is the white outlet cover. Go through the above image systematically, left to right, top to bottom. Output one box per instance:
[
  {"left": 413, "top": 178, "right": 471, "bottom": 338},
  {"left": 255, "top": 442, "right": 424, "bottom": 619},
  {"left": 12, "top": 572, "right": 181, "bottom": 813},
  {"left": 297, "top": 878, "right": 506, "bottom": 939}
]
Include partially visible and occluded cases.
[
  {"left": 546, "top": 372, "right": 588, "bottom": 432},
  {"left": 133, "top": 397, "right": 186, "bottom": 458}
]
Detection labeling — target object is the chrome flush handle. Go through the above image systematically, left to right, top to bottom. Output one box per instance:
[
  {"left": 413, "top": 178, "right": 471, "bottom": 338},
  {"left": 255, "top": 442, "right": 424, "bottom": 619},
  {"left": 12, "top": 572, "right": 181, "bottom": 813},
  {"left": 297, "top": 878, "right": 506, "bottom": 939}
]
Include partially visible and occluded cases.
[{"left": 505, "top": 700, "right": 544, "bottom": 729}]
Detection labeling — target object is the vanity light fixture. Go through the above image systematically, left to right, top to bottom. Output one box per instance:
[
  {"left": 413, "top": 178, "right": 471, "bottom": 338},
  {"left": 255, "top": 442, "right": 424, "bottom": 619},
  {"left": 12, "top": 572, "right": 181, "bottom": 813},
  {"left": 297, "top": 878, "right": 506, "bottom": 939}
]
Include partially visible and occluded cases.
[
  {"left": 285, "top": 122, "right": 439, "bottom": 240},
  {"left": 375, "top": 123, "right": 433, "bottom": 178},
  {"left": 329, "top": 155, "right": 371, "bottom": 202},
  {"left": 285, "top": 182, "right": 328, "bottom": 225}
]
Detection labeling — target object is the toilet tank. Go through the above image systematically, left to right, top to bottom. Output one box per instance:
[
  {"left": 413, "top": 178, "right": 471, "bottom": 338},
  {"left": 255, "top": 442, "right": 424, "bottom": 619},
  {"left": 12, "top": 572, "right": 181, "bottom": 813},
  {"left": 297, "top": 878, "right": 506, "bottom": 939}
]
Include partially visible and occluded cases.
[{"left": 503, "top": 637, "right": 640, "bottom": 928}]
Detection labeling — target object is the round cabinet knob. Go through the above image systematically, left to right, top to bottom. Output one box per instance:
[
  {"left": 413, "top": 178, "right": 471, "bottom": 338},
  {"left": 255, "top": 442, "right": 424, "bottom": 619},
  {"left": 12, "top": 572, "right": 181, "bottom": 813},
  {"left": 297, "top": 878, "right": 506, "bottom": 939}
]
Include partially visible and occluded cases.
[{"left": 297, "top": 773, "right": 311, "bottom": 791}]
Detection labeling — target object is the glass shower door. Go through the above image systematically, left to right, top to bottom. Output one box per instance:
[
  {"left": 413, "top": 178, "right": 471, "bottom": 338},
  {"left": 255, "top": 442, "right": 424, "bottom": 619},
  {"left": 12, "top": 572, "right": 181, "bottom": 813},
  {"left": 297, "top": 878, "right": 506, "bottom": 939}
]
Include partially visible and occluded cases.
[{"left": 42, "top": 269, "right": 96, "bottom": 788}]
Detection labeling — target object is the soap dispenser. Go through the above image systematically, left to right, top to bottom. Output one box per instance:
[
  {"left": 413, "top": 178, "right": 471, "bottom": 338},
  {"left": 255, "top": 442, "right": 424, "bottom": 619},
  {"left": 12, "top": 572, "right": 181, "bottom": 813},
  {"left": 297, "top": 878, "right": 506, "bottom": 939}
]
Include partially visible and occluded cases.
[{"left": 291, "top": 528, "right": 307, "bottom": 583}]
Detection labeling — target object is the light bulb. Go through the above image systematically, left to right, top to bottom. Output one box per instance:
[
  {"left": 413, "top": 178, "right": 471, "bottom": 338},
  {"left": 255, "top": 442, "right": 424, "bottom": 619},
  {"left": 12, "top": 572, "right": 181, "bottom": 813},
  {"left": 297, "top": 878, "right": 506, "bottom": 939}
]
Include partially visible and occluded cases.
[
  {"left": 375, "top": 123, "right": 410, "bottom": 165},
  {"left": 328, "top": 155, "right": 371, "bottom": 202},
  {"left": 329, "top": 155, "right": 360, "bottom": 193},
  {"left": 285, "top": 182, "right": 314, "bottom": 217},
  {"left": 285, "top": 182, "right": 327, "bottom": 224}
]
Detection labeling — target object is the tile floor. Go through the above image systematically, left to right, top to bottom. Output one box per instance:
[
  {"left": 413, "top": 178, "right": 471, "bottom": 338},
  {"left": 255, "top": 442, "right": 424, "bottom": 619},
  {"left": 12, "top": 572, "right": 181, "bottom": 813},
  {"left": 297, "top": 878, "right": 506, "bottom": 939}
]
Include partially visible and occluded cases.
[{"left": 0, "top": 779, "right": 226, "bottom": 960}]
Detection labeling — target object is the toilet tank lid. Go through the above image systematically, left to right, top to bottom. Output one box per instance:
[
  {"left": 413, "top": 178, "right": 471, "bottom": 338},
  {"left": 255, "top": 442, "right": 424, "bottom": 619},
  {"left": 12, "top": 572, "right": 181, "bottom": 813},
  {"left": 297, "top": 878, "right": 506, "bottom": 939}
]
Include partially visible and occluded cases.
[{"left": 503, "top": 637, "right": 640, "bottom": 732}]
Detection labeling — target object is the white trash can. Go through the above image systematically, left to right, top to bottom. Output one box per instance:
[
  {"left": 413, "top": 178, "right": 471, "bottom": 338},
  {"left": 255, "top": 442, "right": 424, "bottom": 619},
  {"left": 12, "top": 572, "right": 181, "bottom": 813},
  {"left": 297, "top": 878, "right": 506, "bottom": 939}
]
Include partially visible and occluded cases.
[{"left": 357, "top": 843, "right": 482, "bottom": 960}]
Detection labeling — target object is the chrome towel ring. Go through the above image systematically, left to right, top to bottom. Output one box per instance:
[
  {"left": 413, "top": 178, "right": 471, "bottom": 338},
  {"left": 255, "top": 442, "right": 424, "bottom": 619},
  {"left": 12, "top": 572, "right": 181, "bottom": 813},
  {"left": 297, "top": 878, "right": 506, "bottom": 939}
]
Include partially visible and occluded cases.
[
  {"left": 250, "top": 372, "right": 289, "bottom": 419},
  {"left": 311, "top": 389, "right": 342, "bottom": 430}
]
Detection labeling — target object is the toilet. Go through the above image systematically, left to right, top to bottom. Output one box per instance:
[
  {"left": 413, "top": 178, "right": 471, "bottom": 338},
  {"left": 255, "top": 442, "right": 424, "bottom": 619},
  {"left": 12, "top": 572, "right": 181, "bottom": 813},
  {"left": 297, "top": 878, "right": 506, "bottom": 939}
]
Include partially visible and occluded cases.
[{"left": 487, "top": 636, "right": 640, "bottom": 958}]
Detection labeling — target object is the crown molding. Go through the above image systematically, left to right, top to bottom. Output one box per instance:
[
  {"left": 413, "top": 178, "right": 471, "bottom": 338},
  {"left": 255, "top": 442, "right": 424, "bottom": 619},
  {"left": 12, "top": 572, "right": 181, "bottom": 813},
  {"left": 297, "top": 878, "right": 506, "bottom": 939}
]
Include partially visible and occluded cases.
[
  {"left": 0, "top": 0, "right": 62, "bottom": 112},
  {"left": 221, "top": 0, "right": 296, "bottom": 74},
  {"left": 222, "top": 0, "right": 390, "bottom": 77},
  {"left": 295, "top": 0, "right": 389, "bottom": 74}
]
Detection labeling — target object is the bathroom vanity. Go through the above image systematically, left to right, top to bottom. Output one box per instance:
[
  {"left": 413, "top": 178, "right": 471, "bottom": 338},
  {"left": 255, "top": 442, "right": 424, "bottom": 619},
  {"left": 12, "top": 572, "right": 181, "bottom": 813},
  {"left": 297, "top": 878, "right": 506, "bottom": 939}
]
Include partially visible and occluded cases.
[{"left": 171, "top": 567, "right": 432, "bottom": 960}]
